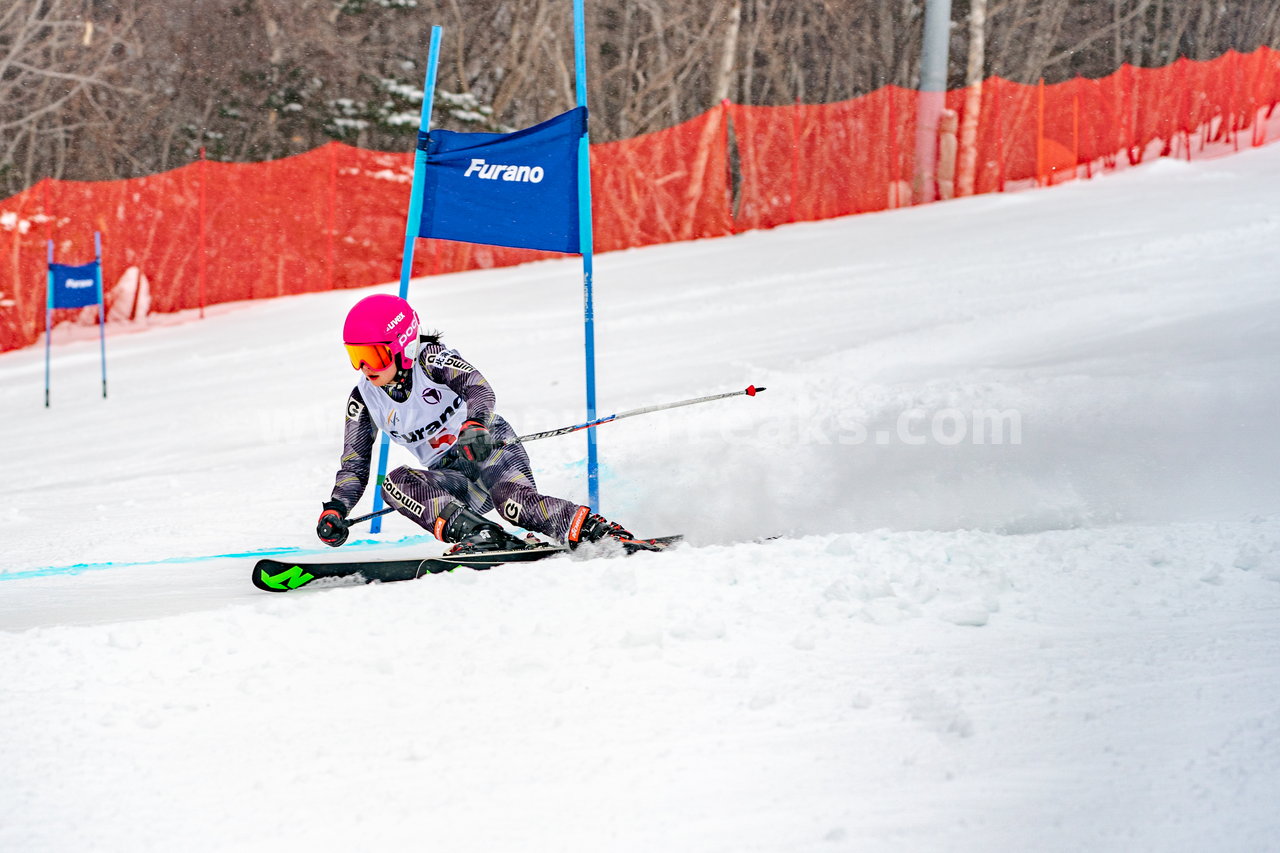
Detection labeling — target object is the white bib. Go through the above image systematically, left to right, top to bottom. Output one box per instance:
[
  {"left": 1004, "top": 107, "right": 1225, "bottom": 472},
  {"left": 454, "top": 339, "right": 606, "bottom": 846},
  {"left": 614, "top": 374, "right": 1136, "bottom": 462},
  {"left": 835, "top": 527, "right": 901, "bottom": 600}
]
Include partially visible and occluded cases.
[{"left": 358, "top": 358, "right": 470, "bottom": 467}]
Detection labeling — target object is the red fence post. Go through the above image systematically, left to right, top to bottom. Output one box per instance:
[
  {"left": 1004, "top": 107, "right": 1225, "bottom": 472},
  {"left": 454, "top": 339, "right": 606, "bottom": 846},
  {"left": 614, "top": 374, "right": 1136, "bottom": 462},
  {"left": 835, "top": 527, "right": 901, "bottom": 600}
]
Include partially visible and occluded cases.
[
  {"left": 1232, "top": 51, "right": 1241, "bottom": 152},
  {"left": 1182, "top": 55, "right": 1194, "bottom": 161},
  {"left": 1036, "top": 78, "right": 1046, "bottom": 186},
  {"left": 995, "top": 80, "right": 1005, "bottom": 192},
  {"left": 1072, "top": 84, "right": 1080, "bottom": 180},
  {"left": 888, "top": 87, "right": 898, "bottom": 206},
  {"left": 788, "top": 98, "right": 800, "bottom": 223},
  {"left": 327, "top": 143, "right": 337, "bottom": 292},
  {"left": 198, "top": 147, "right": 207, "bottom": 319},
  {"left": 40, "top": 178, "right": 54, "bottom": 341},
  {"left": 41, "top": 178, "right": 52, "bottom": 250}
]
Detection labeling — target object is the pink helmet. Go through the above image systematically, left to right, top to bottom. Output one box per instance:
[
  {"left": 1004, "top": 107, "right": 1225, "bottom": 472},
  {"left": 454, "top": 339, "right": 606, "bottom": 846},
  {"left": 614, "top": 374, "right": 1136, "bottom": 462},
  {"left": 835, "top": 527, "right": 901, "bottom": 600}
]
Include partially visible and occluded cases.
[{"left": 343, "top": 294, "right": 421, "bottom": 370}]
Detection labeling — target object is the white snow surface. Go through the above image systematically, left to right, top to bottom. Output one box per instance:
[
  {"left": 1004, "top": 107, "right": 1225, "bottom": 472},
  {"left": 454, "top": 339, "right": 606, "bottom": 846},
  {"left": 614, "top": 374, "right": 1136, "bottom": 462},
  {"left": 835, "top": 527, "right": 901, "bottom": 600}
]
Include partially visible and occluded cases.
[{"left": 3, "top": 146, "right": 1280, "bottom": 851}]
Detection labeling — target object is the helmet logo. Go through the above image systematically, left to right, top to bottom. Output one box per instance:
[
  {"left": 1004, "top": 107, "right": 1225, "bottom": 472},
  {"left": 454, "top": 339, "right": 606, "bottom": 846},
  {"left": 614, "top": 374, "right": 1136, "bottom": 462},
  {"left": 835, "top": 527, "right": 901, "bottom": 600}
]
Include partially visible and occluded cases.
[
  {"left": 385, "top": 312, "right": 405, "bottom": 332},
  {"left": 396, "top": 313, "right": 420, "bottom": 350}
]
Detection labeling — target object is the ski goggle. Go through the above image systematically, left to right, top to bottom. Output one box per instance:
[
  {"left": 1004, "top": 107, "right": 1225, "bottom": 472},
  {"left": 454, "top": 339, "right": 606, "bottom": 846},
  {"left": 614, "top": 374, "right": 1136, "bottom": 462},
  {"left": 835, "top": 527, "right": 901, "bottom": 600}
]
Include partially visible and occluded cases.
[{"left": 345, "top": 342, "right": 394, "bottom": 371}]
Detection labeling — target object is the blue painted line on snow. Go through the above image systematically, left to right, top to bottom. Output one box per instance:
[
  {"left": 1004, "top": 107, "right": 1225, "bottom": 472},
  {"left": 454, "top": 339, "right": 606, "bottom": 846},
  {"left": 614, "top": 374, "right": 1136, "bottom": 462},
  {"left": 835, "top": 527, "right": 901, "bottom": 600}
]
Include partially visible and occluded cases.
[
  {"left": 5, "top": 467, "right": 616, "bottom": 583},
  {"left": 0, "top": 533, "right": 438, "bottom": 582}
]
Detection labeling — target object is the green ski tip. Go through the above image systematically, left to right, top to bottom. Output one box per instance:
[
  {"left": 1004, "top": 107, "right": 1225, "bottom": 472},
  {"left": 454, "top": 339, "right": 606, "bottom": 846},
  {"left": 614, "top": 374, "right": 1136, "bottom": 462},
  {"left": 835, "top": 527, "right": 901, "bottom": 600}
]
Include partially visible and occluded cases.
[{"left": 259, "top": 565, "right": 316, "bottom": 590}]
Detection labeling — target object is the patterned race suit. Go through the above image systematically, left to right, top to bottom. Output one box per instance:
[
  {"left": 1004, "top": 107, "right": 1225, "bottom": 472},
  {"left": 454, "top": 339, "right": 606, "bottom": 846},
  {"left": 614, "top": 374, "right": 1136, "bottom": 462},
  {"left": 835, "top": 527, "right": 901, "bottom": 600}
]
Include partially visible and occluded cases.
[{"left": 329, "top": 339, "right": 584, "bottom": 542}]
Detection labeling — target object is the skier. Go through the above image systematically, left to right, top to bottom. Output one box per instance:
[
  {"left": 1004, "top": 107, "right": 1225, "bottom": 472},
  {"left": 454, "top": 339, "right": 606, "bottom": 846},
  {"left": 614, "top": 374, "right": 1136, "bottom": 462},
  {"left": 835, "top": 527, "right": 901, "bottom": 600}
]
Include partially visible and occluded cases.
[{"left": 316, "top": 293, "right": 635, "bottom": 554}]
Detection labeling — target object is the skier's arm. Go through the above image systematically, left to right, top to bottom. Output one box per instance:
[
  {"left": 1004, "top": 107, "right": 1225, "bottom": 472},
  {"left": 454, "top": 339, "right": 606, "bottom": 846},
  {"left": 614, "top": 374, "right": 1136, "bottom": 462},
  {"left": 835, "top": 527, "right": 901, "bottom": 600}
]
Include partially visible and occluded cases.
[
  {"left": 419, "top": 345, "right": 497, "bottom": 425},
  {"left": 328, "top": 386, "right": 377, "bottom": 514}
]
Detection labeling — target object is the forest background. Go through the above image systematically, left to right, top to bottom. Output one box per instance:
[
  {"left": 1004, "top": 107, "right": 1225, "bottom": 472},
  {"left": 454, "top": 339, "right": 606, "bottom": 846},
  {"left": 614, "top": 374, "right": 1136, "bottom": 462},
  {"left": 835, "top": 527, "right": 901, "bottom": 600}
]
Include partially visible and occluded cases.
[{"left": 4, "top": 0, "right": 1280, "bottom": 198}]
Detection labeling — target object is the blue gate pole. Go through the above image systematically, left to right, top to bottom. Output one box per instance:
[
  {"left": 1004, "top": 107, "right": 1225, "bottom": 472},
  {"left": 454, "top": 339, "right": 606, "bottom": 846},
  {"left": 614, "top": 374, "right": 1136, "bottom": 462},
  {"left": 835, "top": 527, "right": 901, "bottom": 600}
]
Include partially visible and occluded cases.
[
  {"left": 573, "top": 0, "right": 601, "bottom": 512},
  {"left": 370, "top": 24, "right": 443, "bottom": 535},
  {"left": 95, "top": 231, "right": 107, "bottom": 399},
  {"left": 44, "top": 241, "right": 53, "bottom": 409}
]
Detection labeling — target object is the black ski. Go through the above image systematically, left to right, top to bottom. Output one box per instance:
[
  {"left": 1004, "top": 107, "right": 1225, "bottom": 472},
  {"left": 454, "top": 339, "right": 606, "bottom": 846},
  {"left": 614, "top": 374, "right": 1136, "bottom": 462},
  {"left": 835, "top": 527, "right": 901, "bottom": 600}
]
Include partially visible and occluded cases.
[
  {"left": 251, "top": 535, "right": 682, "bottom": 592},
  {"left": 418, "top": 543, "right": 569, "bottom": 574},
  {"left": 251, "top": 557, "right": 425, "bottom": 591}
]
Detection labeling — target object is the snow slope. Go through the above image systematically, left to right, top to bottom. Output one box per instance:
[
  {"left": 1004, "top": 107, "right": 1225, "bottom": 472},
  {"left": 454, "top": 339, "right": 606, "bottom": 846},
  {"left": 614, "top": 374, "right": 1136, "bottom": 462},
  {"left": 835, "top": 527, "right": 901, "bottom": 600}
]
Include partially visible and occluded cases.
[{"left": 2, "top": 145, "right": 1279, "bottom": 851}]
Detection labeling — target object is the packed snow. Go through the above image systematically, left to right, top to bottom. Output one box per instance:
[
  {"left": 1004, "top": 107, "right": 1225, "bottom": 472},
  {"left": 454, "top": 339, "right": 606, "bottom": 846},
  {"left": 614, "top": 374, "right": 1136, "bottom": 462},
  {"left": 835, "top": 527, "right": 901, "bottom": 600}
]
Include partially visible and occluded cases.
[{"left": 2, "top": 142, "right": 1279, "bottom": 852}]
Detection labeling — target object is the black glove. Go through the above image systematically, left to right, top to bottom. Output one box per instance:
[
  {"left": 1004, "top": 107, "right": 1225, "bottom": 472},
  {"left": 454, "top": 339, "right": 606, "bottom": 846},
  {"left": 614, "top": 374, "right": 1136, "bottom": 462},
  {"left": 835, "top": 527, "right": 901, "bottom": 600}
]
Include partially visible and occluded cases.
[
  {"left": 456, "top": 419, "right": 495, "bottom": 463},
  {"left": 317, "top": 501, "right": 349, "bottom": 547}
]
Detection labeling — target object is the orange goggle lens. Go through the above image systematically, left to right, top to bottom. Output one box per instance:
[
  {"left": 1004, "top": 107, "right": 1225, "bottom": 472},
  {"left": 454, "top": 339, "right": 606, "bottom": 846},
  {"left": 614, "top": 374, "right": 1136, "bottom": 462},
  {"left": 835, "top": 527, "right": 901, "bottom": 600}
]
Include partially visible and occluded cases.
[{"left": 345, "top": 343, "right": 394, "bottom": 371}]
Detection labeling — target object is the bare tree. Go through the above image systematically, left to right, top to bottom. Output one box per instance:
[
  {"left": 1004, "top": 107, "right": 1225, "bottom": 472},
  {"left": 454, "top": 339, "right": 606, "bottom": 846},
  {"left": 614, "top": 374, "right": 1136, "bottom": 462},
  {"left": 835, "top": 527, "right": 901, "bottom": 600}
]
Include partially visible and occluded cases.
[
  {"left": 0, "top": 0, "right": 142, "bottom": 194},
  {"left": 3, "top": 0, "right": 1280, "bottom": 196},
  {"left": 957, "top": 0, "right": 986, "bottom": 197}
]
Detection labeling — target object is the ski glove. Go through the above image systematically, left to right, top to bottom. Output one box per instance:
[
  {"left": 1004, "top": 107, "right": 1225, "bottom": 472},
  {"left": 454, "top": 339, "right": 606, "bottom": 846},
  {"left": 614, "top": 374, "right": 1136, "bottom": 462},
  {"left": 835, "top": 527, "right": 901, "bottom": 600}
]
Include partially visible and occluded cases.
[
  {"left": 456, "top": 420, "right": 495, "bottom": 463},
  {"left": 317, "top": 501, "right": 349, "bottom": 547}
]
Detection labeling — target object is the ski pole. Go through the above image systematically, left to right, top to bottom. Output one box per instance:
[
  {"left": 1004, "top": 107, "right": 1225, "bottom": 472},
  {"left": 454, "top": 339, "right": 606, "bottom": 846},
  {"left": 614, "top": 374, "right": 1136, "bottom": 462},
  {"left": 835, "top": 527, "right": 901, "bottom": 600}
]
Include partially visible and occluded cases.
[
  {"left": 344, "top": 384, "right": 767, "bottom": 527},
  {"left": 495, "top": 384, "right": 767, "bottom": 447},
  {"left": 345, "top": 506, "right": 400, "bottom": 526}
]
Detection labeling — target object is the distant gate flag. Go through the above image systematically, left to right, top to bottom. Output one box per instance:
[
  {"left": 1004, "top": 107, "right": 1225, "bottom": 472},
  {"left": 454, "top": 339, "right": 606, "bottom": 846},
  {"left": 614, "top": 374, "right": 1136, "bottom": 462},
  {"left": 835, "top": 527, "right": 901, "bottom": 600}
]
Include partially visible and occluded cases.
[
  {"left": 417, "top": 107, "right": 586, "bottom": 253},
  {"left": 45, "top": 233, "right": 108, "bottom": 407},
  {"left": 49, "top": 262, "right": 102, "bottom": 309}
]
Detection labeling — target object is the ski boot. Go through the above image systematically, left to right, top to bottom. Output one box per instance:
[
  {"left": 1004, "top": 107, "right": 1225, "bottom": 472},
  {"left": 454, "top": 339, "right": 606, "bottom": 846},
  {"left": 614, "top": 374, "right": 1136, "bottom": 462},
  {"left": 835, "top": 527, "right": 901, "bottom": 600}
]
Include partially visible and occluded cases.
[
  {"left": 435, "top": 502, "right": 528, "bottom": 554},
  {"left": 566, "top": 507, "right": 635, "bottom": 551}
]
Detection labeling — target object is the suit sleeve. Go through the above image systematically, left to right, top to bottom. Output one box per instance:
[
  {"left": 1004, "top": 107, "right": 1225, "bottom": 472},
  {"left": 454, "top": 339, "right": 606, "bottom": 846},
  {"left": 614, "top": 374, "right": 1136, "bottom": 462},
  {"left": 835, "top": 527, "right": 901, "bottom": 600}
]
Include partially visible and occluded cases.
[
  {"left": 419, "top": 345, "right": 497, "bottom": 426},
  {"left": 329, "top": 386, "right": 377, "bottom": 513}
]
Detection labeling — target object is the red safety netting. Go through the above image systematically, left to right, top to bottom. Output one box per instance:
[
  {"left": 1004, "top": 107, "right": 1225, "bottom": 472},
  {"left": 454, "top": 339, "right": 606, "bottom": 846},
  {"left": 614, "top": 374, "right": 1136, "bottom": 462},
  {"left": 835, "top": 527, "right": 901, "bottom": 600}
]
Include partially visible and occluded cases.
[
  {"left": 3, "top": 47, "right": 1279, "bottom": 353},
  {"left": 729, "top": 47, "right": 1280, "bottom": 231},
  {"left": 729, "top": 86, "right": 919, "bottom": 230},
  {"left": 593, "top": 107, "right": 733, "bottom": 249}
]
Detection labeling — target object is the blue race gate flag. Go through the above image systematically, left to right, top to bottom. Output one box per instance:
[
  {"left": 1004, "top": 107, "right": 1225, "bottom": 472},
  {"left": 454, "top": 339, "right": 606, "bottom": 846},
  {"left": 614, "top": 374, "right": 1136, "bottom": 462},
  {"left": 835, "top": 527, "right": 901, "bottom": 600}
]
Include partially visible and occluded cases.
[
  {"left": 418, "top": 107, "right": 586, "bottom": 253},
  {"left": 45, "top": 233, "right": 108, "bottom": 407},
  {"left": 49, "top": 261, "right": 102, "bottom": 309}
]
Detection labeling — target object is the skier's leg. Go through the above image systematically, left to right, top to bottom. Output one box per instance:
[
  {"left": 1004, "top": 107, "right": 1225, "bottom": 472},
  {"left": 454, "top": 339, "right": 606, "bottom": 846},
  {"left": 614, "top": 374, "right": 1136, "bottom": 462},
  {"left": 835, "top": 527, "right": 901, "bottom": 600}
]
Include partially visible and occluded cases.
[
  {"left": 476, "top": 416, "right": 635, "bottom": 547},
  {"left": 382, "top": 464, "right": 524, "bottom": 551},
  {"left": 381, "top": 466, "right": 473, "bottom": 528}
]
